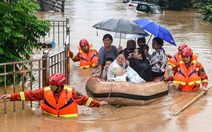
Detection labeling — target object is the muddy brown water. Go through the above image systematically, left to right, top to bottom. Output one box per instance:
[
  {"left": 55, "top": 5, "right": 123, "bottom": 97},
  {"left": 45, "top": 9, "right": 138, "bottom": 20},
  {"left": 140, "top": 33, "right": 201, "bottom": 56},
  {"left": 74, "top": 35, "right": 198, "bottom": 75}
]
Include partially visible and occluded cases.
[{"left": 1, "top": 0, "right": 212, "bottom": 131}]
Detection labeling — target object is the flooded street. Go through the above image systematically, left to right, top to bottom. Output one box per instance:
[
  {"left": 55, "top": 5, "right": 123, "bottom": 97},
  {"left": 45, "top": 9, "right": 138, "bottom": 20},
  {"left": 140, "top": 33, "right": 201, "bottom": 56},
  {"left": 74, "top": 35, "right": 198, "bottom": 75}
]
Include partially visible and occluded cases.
[{"left": 1, "top": 0, "right": 212, "bottom": 131}]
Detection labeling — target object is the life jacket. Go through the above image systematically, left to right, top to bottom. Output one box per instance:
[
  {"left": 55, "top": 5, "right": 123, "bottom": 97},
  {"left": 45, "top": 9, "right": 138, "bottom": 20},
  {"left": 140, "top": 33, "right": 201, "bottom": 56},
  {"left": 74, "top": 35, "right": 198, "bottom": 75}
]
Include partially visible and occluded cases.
[
  {"left": 77, "top": 44, "right": 98, "bottom": 69},
  {"left": 167, "top": 52, "right": 199, "bottom": 68},
  {"left": 167, "top": 52, "right": 180, "bottom": 68},
  {"left": 173, "top": 60, "right": 201, "bottom": 92},
  {"left": 40, "top": 85, "right": 78, "bottom": 118}
]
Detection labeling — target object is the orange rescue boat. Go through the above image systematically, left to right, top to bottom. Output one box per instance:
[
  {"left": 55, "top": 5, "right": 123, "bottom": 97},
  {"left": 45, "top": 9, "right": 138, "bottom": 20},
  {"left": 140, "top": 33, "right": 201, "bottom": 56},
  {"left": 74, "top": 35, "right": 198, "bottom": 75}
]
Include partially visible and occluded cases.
[{"left": 86, "top": 77, "right": 169, "bottom": 106}]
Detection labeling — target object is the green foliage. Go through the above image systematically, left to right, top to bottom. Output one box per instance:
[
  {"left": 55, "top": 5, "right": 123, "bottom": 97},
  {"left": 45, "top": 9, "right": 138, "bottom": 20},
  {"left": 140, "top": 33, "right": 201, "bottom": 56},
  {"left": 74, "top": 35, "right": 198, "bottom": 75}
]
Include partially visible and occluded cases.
[
  {"left": 0, "top": 0, "right": 51, "bottom": 86},
  {"left": 193, "top": 0, "right": 212, "bottom": 21}
]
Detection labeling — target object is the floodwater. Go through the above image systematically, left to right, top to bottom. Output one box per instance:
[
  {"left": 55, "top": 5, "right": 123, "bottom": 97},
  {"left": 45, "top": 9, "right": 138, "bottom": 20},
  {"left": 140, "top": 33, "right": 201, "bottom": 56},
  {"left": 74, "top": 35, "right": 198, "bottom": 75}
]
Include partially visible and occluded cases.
[{"left": 1, "top": 0, "right": 212, "bottom": 131}]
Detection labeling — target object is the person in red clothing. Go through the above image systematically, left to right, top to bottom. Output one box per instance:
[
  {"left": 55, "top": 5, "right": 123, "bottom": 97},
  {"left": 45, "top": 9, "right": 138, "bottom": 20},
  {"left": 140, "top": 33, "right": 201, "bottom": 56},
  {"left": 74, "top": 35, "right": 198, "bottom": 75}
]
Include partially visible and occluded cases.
[
  {"left": 69, "top": 39, "right": 98, "bottom": 69},
  {"left": 164, "top": 44, "right": 188, "bottom": 78},
  {"left": 164, "top": 44, "right": 199, "bottom": 78},
  {"left": 163, "top": 47, "right": 208, "bottom": 92},
  {"left": 0, "top": 73, "right": 108, "bottom": 118}
]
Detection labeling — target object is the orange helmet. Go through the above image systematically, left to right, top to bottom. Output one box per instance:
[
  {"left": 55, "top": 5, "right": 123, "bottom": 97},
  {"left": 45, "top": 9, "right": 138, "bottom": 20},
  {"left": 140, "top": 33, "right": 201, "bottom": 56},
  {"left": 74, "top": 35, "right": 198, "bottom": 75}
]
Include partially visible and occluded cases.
[
  {"left": 79, "top": 39, "right": 89, "bottom": 47},
  {"left": 178, "top": 44, "right": 187, "bottom": 52},
  {"left": 181, "top": 47, "right": 193, "bottom": 57},
  {"left": 48, "top": 73, "right": 66, "bottom": 86}
]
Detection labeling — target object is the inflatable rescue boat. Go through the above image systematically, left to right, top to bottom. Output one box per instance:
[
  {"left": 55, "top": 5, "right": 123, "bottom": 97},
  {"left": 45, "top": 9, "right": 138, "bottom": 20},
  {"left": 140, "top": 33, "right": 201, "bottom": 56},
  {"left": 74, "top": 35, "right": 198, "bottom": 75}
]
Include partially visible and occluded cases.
[{"left": 86, "top": 77, "right": 169, "bottom": 106}]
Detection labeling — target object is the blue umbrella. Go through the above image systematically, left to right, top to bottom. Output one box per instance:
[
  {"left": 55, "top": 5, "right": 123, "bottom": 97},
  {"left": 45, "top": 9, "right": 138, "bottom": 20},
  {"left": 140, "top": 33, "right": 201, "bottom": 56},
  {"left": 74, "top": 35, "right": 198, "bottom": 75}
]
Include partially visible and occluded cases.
[{"left": 134, "top": 18, "right": 176, "bottom": 46}]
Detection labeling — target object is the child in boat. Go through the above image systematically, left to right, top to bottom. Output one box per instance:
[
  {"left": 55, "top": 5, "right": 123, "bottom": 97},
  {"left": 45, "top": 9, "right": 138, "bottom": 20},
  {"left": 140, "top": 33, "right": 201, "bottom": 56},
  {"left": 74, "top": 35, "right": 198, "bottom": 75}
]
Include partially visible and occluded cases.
[
  {"left": 69, "top": 39, "right": 98, "bottom": 69},
  {"left": 164, "top": 47, "right": 208, "bottom": 92},
  {"left": 92, "top": 57, "right": 114, "bottom": 80},
  {"left": 102, "top": 57, "right": 114, "bottom": 80}
]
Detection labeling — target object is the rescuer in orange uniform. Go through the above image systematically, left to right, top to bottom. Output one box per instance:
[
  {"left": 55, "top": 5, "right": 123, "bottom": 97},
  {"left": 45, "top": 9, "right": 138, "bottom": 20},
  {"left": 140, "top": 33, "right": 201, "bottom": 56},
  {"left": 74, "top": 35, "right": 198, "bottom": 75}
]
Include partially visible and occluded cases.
[
  {"left": 69, "top": 39, "right": 98, "bottom": 69},
  {"left": 164, "top": 44, "right": 199, "bottom": 78},
  {"left": 164, "top": 47, "right": 208, "bottom": 92},
  {"left": 1, "top": 73, "right": 108, "bottom": 117}
]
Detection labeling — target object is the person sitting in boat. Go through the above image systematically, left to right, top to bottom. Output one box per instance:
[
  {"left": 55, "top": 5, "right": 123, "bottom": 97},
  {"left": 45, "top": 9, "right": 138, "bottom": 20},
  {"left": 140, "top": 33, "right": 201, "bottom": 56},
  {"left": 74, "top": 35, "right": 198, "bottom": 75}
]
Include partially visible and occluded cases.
[
  {"left": 97, "top": 34, "right": 119, "bottom": 78},
  {"left": 137, "top": 37, "right": 152, "bottom": 57},
  {"left": 137, "top": 37, "right": 146, "bottom": 47},
  {"left": 149, "top": 37, "right": 167, "bottom": 81},
  {"left": 69, "top": 39, "right": 98, "bottom": 69},
  {"left": 124, "top": 39, "right": 136, "bottom": 59},
  {"left": 139, "top": 44, "right": 151, "bottom": 60},
  {"left": 164, "top": 44, "right": 199, "bottom": 78},
  {"left": 164, "top": 47, "right": 208, "bottom": 92},
  {"left": 128, "top": 48, "right": 153, "bottom": 82},
  {"left": 107, "top": 50, "right": 128, "bottom": 81},
  {"left": 92, "top": 57, "right": 114, "bottom": 81},
  {"left": 102, "top": 57, "right": 114, "bottom": 80},
  {"left": 0, "top": 73, "right": 108, "bottom": 117}
]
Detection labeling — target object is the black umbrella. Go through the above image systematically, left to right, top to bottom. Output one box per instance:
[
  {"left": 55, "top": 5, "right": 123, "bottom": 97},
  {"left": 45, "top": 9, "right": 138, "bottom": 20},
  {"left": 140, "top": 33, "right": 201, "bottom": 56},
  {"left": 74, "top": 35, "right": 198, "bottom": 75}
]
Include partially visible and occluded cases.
[{"left": 93, "top": 18, "right": 148, "bottom": 45}]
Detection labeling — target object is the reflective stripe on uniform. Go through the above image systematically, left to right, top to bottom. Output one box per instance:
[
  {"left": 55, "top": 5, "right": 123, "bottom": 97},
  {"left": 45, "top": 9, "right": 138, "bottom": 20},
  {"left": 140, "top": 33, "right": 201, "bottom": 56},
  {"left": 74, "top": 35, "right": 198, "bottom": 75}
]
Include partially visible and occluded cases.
[
  {"left": 167, "top": 62, "right": 176, "bottom": 67},
  {"left": 80, "top": 65, "right": 90, "bottom": 69},
  {"left": 202, "top": 79, "right": 208, "bottom": 83},
  {"left": 188, "top": 80, "right": 201, "bottom": 85},
  {"left": 173, "top": 81, "right": 186, "bottom": 85},
  {"left": 64, "top": 86, "right": 72, "bottom": 91},
  {"left": 44, "top": 87, "right": 51, "bottom": 91},
  {"left": 20, "top": 92, "right": 25, "bottom": 101},
  {"left": 85, "top": 97, "right": 92, "bottom": 107},
  {"left": 44, "top": 111, "right": 78, "bottom": 118},
  {"left": 60, "top": 114, "right": 78, "bottom": 118}
]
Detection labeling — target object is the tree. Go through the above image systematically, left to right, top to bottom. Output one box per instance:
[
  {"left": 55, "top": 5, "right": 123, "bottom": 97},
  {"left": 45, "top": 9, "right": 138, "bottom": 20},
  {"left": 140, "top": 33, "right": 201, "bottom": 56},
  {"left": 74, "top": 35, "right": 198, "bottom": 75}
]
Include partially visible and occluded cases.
[
  {"left": 0, "top": 0, "right": 50, "bottom": 85},
  {"left": 194, "top": 0, "right": 212, "bottom": 21}
]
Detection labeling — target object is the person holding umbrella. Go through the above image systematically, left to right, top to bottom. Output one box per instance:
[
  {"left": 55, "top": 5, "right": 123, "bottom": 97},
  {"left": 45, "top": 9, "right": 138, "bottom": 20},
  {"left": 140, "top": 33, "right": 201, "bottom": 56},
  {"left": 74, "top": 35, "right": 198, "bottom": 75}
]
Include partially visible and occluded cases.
[
  {"left": 150, "top": 37, "right": 167, "bottom": 81},
  {"left": 1, "top": 73, "right": 108, "bottom": 117}
]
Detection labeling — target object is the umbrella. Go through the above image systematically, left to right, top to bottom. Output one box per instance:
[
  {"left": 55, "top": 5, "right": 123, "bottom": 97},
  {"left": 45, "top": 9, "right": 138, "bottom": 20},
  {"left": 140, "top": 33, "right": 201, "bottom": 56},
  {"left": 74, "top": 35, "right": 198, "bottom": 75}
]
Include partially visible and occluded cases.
[
  {"left": 93, "top": 18, "right": 148, "bottom": 45},
  {"left": 134, "top": 18, "right": 176, "bottom": 46},
  {"left": 114, "top": 32, "right": 148, "bottom": 39}
]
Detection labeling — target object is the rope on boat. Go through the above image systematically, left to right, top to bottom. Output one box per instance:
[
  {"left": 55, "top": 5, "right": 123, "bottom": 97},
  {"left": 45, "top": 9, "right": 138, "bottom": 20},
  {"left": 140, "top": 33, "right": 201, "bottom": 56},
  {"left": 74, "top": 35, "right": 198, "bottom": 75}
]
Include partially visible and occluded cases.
[{"left": 105, "top": 81, "right": 118, "bottom": 113}]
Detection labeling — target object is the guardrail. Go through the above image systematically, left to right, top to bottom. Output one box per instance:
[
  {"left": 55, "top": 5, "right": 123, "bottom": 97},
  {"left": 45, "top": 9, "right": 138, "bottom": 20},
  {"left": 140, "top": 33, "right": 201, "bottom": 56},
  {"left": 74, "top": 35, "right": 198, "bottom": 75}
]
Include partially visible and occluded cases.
[
  {"left": 38, "top": 17, "right": 69, "bottom": 48},
  {"left": 0, "top": 18, "right": 70, "bottom": 113}
]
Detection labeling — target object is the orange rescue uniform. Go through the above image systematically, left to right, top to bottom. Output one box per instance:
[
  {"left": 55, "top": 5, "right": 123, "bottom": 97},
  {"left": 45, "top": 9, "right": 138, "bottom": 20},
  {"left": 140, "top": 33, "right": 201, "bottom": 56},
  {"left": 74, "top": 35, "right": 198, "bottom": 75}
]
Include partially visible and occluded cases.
[
  {"left": 69, "top": 44, "right": 98, "bottom": 69},
  {"left": 168, "top": 52, "right": 199, "bottom": 69},
  {"left": 173, "top": 60, "right": 208, "bottom": 92},
  {"left": 10, "top": 85, "right": 101, "bottom": 117}
]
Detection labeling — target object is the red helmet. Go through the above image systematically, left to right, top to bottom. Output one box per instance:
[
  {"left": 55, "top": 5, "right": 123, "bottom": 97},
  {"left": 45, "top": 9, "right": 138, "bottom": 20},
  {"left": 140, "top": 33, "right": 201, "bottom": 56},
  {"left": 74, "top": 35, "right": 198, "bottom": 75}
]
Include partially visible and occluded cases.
[
  {"left": 79, "top": 39, "right": 89, "bottom": 47},
  {"left": 178, "top": 44, "right": 187, "bottom": 51},
  {"left": 181, "top": 47, "right": 193, "bottom": 57},
  {"left": 48, "top": 73, "right": 66, "bottom": 86}
]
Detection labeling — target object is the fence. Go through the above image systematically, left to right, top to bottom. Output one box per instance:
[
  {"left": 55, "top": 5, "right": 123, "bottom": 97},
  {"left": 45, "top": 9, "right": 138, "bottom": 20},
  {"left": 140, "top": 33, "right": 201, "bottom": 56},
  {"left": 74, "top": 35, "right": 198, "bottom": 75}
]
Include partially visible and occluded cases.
[
  {"left": 38, "top": 17, "right": 69, "bottom": 48},
  {"left": 0, "top": 18, "right": 70, "bottom": 114}
]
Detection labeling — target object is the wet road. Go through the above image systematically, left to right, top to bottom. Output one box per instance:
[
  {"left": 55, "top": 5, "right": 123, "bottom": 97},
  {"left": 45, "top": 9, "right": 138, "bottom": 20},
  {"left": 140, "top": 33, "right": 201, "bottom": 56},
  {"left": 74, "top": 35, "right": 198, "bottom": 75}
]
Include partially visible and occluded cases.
[{"left": 1, "top": 0, "right": 212, "bottom": 131}]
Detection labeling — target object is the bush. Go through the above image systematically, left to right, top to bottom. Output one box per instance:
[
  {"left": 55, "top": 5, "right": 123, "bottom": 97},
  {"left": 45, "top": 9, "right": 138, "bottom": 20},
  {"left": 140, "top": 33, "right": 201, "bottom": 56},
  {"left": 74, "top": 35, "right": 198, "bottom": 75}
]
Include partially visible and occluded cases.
[{"left": 0, "top": 0, "right": 51, "bottom": 86}]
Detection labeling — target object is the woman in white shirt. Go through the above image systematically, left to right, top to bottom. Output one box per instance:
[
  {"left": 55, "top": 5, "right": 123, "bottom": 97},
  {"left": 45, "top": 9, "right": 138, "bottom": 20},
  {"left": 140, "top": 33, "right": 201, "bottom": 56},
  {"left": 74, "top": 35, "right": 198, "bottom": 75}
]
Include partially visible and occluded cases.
[{"left": 107, "top": 50, "right": 128, "bottom": 81}]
